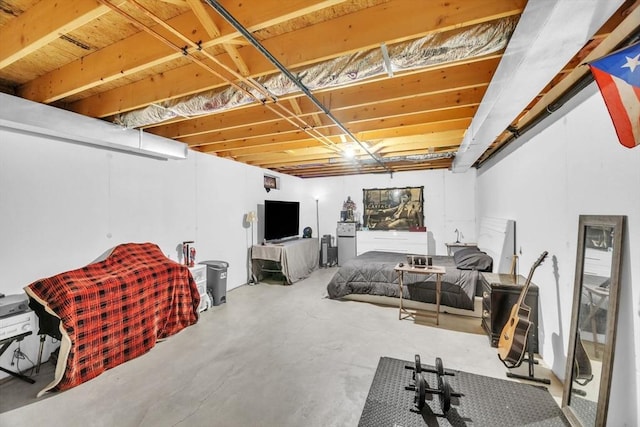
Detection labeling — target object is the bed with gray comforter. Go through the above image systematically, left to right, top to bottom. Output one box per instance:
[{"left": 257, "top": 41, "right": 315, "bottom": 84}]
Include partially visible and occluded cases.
[{"left": 327, "top": 250, "right": 491, "bottom": 311}]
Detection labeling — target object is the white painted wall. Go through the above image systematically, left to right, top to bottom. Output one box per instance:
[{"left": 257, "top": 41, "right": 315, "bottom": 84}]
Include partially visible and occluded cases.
[
  {"left": 1, "top": 81, "right": 636, "bottom": 426},
  {"left": 476, "top": 83, "right": 639, "bottom": 425},
  {"left": 0, "top": 124, "right": 475, "bottom": 381},
  {"left": 0, "top": 129, "right": 312, "bottom": 374},
  {"left": 0, "top": 132, "right": 313, "bottom": 296}
]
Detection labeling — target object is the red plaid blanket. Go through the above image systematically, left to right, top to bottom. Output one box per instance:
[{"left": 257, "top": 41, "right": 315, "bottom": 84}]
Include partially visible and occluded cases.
[{"left": 25, "top": 243, "right": 199, "bottom": 394}]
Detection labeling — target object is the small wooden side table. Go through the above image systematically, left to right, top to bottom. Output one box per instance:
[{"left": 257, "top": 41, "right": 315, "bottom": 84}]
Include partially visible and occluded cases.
[{"left": 395, "top": 264, "right": 446, "bottom": 325}]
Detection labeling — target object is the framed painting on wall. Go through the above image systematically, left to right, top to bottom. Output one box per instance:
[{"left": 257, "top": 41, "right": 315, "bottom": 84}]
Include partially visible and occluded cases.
[
  {"left": 264, "top": 174, "right": 278, "bottom": 192},
  {"left": 362, "top": 186, "right": 424, "bottom": 231}
]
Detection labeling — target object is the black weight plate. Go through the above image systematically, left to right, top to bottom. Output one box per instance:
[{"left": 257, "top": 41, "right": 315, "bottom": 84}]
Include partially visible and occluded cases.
[
  {"left": 415, "top": 354, "right": 421, "bottom": 375},
  {"left": 435, "top": 357, "right": 444, "bottom": 377},
  {"left": 415, "top": 374, "right": 426, "bottom": 410},
  {"left": 438, "top": 375, "right": 451, "bottom": 414}
]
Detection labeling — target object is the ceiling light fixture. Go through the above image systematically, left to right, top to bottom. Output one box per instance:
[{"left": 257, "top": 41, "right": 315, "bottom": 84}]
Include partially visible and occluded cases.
[{"left": 343, "top": 145, "right": 356, "bottom": 159}]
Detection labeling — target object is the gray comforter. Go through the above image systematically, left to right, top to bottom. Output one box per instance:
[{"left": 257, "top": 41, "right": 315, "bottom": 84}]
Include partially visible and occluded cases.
[{"left": 326, "top": 251, "right": 479, "bottom": 310}]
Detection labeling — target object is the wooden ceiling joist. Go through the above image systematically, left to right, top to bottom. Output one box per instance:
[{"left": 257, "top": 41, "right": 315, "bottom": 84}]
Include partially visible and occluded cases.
[
  {"left": 0, "top": 0, "right": 123, "bottom": 70},
  {"left": 2, "top": 0, "right": 634, "bottom": 178},
  {"left": 17, "top": 0, "right": 341, "bottom": 104},
  {"left": 65, "top": 0, "right": 517, "bottom": 117},
  {"left": 146, "top": 57, "right": 497, "bottom": 141}
]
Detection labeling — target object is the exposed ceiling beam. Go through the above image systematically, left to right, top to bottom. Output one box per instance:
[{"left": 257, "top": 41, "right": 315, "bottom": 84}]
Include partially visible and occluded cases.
[
  {"left": 0, "top": 0, "right": 124, "bottom": 69},
  {"left": 2, "top": 0, "right": 631, "bottom": 179},
  {"left": 17, "top": 0, "right": 344, "bottom": 103},
  {"left": 64, "top": 0, "right": 522, "bottom": 117},
  {"left": 184, "top": 0, "right": 250, "bottom": 76},
  {"left": 184, "top": 0, "right": 220, "bottom": 37},
  {"left": 452, "top": 0, "right": 627, "bottom": 172},
  {"left": 481, "top": 1, "right": 640, "bottom": 162},
  {"left": 144, "top": 57, "right": 498, "bottom": 140},
  {"left": 153, "top": 88, "right": 481, "bottom": 143},
  {"left": 182, "top": 113, "right": 471, "bottom": 148},
  {"left": 217, "top": 131, "right": 465, "bottom": 158},
  {"left": 276, "top": 160, "right": 454, "bottom": 178}
]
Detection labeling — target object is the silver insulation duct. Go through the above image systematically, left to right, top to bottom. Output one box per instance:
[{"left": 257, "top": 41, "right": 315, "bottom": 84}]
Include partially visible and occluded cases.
[
  {"left": 115, "top": 17, "right": 517, "bottom": 129},
  {"left": 279, "top": 151, "right": 455, "bottom": 171},
  {"left": 326, "top": 151, "right": 455, "bottom": 164},
  {"left": 377, "top": 152, "right": 455, "bottom": 162}
]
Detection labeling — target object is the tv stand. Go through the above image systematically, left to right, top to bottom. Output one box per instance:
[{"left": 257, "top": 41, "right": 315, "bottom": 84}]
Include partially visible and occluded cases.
[{"left": 251, "top": 238, "right": 319, "bottom": 284}]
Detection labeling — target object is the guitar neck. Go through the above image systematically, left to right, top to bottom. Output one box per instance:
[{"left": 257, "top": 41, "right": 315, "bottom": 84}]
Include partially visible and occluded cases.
[
  {"left": 497, "top": 250, "right": 548, "bottom": 366},
  {"left": 515, "top": 251, "right": 548, "bottom": 307},
  {"left": 516, "top": 270, "right": 535, "bottom": 306}
]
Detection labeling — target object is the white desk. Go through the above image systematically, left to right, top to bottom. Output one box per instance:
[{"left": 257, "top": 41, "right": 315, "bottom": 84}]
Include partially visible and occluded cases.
[
  {"left": 357, "top": 231, "right": 428, "bottom": 255},
  {"left": 395, "top": 263, "right": 446, "bottom": 325}
]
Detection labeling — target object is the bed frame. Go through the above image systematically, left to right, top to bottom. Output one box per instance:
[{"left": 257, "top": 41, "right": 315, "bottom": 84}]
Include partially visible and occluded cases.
[
  {"left": 341, "top": 217, "right": 516, "bottom": 319},
  {"left": 476, "top": 217, "right": 516, "bottom": 274}
]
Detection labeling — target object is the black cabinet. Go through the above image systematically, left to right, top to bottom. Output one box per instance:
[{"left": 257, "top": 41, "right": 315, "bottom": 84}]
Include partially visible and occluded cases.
[{"left": 481, "top": 273, "right": 539, "bottom": 353}]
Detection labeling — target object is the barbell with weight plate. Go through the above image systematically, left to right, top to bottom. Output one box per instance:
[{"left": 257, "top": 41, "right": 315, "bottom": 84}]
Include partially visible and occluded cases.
[
  {"left": 405, "top": 354, "right": 456, "bottom": 379},
  {"left": 404, "top": 355, "right": 463, "bottom": 414},
  {"left": 412, "top": 373, "right": 462, "bottom": 414}
]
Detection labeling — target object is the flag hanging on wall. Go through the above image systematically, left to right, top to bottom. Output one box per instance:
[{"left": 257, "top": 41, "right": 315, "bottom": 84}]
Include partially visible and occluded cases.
[{"left": 588, "top": 42, "right": 640, "bottom": 148}]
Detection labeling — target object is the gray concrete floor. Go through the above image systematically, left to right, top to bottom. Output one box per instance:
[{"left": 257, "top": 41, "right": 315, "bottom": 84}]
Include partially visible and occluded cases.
[{"left": 0, "top": 267, "right": 562, "bottom": 426}]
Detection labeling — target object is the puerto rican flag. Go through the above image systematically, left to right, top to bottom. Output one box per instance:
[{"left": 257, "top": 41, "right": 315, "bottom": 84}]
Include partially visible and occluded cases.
[{"left": 588, "top": 42, "right": 640, "bottom": 148}]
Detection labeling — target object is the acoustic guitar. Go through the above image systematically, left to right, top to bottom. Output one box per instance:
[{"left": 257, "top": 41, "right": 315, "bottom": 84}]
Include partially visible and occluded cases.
[{"left": 497, "top": 251, "right": 548, "bottom": 368}]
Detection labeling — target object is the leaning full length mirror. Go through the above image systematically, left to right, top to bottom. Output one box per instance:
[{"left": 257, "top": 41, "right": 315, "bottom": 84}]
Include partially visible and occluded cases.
[{"left": 562, "top": 215, "right": 625, "bottom": 426}]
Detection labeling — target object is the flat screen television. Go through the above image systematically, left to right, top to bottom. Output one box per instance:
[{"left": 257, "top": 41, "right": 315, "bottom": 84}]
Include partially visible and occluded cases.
[{"left": 264, "top": 200, "right": 300, "bottom": 242}]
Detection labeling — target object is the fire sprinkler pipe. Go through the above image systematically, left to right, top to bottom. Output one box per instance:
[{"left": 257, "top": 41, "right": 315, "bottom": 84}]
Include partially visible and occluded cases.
[{"left": 204, "top": 0, "right": 392, "bottom": 175}]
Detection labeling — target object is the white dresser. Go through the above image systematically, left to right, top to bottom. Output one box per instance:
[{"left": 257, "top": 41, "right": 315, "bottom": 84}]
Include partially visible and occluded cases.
[
  {"left": 356, "top": 231, "right": 428, "bottom": 255},
  {"left": 583, "top": 247, "right": 612, "bottom": 277},
  {"left": 188, "top": 265, "right": 209, "bottom": 312}
]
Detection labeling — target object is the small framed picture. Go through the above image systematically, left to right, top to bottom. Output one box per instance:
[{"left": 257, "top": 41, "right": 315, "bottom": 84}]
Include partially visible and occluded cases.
[{"left": 264, "top": 175, "right": 277, "bottom": 190}]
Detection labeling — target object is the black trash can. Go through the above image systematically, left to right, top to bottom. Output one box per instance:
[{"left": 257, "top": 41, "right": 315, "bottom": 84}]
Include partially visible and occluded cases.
[{"left": 200, "top": 260, "right": 229, "bottom": 306}]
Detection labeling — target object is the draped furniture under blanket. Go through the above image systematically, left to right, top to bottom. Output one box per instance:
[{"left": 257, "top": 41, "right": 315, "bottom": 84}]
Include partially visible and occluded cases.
[
  {"left": 251, "top": 238, "right": 319, "bottom": 284},
  {"left": 25, "top": 242, "right": 200, "bottom": 396}
]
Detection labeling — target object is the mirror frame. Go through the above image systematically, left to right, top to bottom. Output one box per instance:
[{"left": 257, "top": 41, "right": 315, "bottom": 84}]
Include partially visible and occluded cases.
[{"left": 562, "top": 215, "right": 625, "bottom": 426}]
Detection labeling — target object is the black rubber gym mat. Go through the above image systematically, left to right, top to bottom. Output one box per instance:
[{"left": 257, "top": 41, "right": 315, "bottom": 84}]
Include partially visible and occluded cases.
[{"left": 358, "top": 357, "right": 570, "bottom": 427}]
